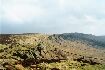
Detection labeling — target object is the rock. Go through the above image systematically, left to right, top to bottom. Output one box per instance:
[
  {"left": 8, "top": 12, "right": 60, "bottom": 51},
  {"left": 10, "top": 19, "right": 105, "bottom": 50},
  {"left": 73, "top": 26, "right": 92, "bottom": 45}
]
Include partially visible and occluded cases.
[{"left": 15, "top": 64, "right": 25, "bottom": 70}]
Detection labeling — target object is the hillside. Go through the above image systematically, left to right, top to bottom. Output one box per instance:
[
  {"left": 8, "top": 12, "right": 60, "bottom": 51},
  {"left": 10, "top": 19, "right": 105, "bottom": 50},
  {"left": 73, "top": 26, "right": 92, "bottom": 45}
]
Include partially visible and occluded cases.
[
  {"left": 0, "top": 33, "right": 105, "bottom": 70},
  {"left": 51, "top": 33, "right": 105, "bottom": 48}
]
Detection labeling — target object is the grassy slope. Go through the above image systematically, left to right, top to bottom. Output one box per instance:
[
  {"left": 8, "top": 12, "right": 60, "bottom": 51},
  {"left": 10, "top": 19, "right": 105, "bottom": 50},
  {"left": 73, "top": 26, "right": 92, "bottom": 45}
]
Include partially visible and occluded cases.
[{"left": 0, "top": 33, "right": 105, "bottom": 70}]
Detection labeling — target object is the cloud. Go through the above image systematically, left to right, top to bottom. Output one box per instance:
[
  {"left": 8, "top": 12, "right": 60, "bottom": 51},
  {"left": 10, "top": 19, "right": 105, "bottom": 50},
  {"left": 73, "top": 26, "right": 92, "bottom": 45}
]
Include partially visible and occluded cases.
[
  {"left": 1, "top": 0, "right": 105, "bottom": 35},
  {"left": 2, "top": 0, "right": 47, "bottom": 23}
]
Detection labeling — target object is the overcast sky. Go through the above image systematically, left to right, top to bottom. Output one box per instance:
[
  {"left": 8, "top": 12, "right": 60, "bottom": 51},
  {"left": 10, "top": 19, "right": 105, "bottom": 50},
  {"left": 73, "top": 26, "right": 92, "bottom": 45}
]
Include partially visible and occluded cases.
[{"left": 1, "top": 0, "right": 105, "bottom": 35}]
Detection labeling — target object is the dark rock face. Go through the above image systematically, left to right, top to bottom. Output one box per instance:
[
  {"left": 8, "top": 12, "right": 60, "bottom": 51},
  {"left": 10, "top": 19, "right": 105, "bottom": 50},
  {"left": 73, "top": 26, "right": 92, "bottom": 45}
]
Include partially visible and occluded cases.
[
  {"left": 0, "top": 34, "right": 16, "bottom": 45},
  {"left": 12, "top": 43, "right": 46, "bottom": 66},
  {"left": 36, "top": 43, "right": 45, "bottom": 56},
  {"left": 13, "top": 50, "right": 36, "bottom": 60},
  {"left": 51, "top": 68, "right": 60, "bottom": 70}
]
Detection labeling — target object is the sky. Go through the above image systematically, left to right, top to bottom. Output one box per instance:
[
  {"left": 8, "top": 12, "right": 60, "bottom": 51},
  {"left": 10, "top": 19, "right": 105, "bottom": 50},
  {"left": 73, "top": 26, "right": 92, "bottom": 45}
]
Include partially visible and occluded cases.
[{"left": 0, "top": 0, "right": 105, "bottom": 35}]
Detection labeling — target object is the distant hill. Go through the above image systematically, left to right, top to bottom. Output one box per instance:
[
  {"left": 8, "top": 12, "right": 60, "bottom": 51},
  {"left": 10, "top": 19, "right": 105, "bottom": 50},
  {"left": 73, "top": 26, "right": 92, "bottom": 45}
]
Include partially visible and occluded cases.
[{"left": 51, "top": 33, "right": 105, "bottom": 48}]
